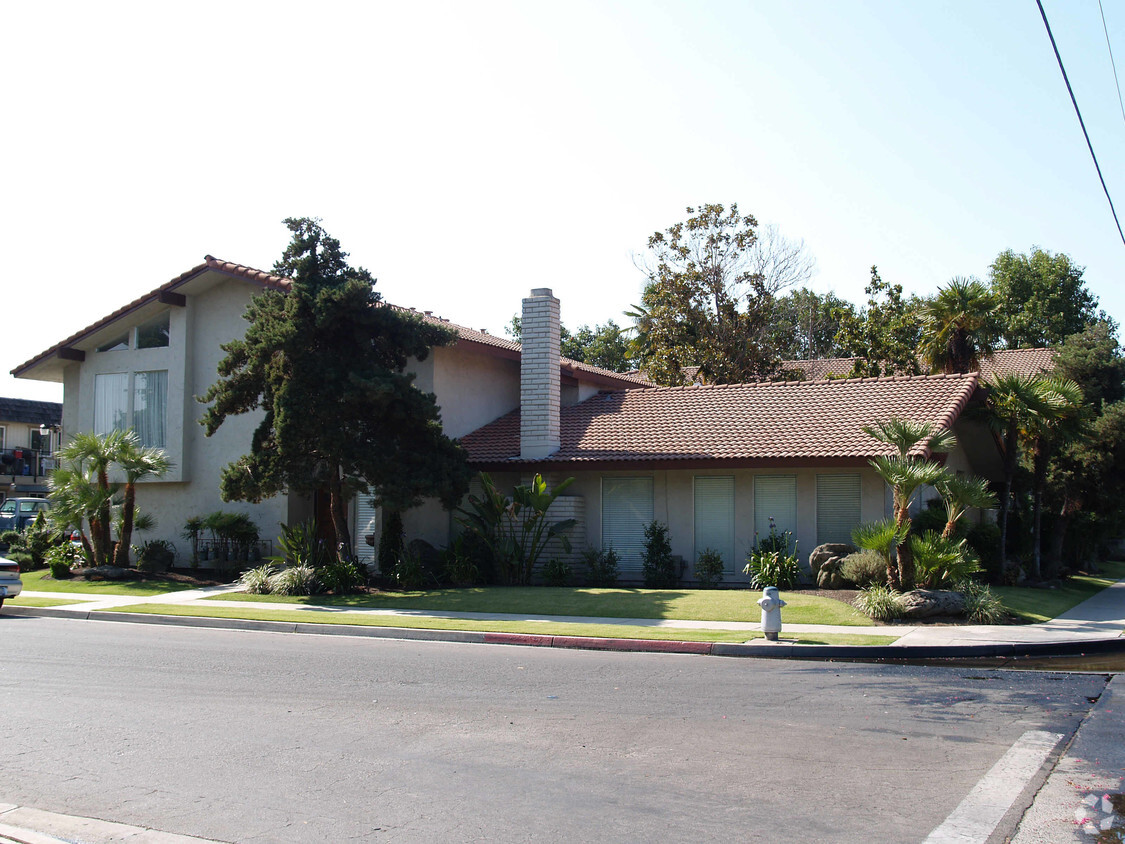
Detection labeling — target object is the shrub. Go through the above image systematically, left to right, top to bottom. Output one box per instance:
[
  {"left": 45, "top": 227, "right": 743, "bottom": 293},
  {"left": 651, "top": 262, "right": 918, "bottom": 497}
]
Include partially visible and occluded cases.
[
  {"left": 378, "top": 509, "right": 404, "bottom": 577},
  {"left": 755, "top": 517, "right": 794, "bottom": 555},
  {"left": 276, "top": 519, "right": 330, "bottom": 568},
  {"left": 641, "top": 521, "right": 676, "bottom": 588},
  {"left": 965, "top": 522, "right": 1001, "bottom": 584},
  {"left": 0, "top": 529, "right": 21, "bottom": 547},
  {"left": 912, "top": 531, "right": 981, "bottom": 588},
  {"left": 443, "top": 535, "right": 483, "bottom": 586},
  {"left": 135, "top": 539, "right": 175, "bottom": 573},
  {"left": 44, "top": 543, "right": 79, "bottom": 580},
  {"left": 583, "top": 547, "right": 619, "bottom": 587},
  {"left": 694, "top": 548, "right": 725, "bottom": 589},
  {"left": 743, "top": 548, "right": 801, "bottom": 589},
  {"left": 394, "top": 549, "right": 425, "bottom": 591},
  {"left": 6, "top": 550, "right": 34, "bottom": 569},
  {"left": 840, "top": 550, "right": 887, "bottom": 588},
  {"left": 542, "top": 557, "right": 571, "bottom": 587},
  {"left": 318, "top": 559, "right": 367, "bottom": 595},
  {"left": 239, "top": 563, "right": 276, "bottom": 594},
  {"left": 268, "top": 564, "right": 319, "bottom": 596},
  {"left": 960, "top": 580, "right": 1006, "bottom": 624},
  {"left": 855, "top": 584, "right": 904, "bottom": 621}
]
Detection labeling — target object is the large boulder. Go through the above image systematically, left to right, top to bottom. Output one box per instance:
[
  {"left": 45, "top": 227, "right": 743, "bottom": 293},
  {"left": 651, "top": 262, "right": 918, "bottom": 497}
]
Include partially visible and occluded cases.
[
  {"left": 809, "top": 543, "right": 855, "bottom": 578},
  {"left": 816, "top": 561, "right": 846, "bottom": 590},
  {"left": 899, "top": 589, "right": 966, "bottom": 618}
]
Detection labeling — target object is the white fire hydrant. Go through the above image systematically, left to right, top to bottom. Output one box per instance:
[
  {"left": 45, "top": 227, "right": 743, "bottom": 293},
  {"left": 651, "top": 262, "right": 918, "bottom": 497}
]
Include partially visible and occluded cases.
[{"left": 757, "top": 586, "right": 787, "bottom": 642}]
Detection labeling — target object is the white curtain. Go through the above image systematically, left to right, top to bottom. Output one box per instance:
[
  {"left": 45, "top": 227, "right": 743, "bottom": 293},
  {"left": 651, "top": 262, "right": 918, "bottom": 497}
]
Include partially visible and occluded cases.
[
  {"left": 133, "top": 370, "right": 167, "bottom": 449},
  {"left": 94, "top": 373, "right": 129, "bottom": 435}
]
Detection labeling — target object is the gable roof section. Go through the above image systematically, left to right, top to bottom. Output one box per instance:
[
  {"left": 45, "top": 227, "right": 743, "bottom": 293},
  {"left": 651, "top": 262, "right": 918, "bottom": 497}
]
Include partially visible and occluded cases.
[
  {"left": 13, "top": 257, "right": 651, "bottom": 390},
  {"left": 778, "top": 349, "right": 1055, "bottom": 383},
  {"left": 461, "top": 371, "right": 980, "bottom": 469},
  {"left": 0, "top": 397, "right": 62, "bottom": 426}
]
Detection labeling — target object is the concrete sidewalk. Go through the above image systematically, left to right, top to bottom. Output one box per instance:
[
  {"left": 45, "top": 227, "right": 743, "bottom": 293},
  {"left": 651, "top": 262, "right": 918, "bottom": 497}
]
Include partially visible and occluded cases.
[{"left": 12, "top": 576, "right": 1125, "bottom": 651}]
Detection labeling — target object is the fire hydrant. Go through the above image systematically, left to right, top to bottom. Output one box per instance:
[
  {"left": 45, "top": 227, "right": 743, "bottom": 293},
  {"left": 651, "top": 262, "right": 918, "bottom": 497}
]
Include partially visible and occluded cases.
[{"left": 757, "top": 586, "right": 787, "bottom": 642}]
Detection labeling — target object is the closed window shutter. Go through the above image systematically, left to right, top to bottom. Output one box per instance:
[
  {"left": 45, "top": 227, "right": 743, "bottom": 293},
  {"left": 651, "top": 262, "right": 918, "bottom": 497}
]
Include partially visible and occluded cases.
[
  {"left": 816, "top": 474, "right": 861, "bottom": 545},
  {"left": 753, "top": 475, "right": 797, "bottom": 547},
  {"left": 694, "top": 476, "right": 735, "bottom": 572},
  {"left": 602, "top": 477, "right": 653, "bottom": 572},
  {"left": 354, "top": 496, "right": 379, "bottom": 567}
]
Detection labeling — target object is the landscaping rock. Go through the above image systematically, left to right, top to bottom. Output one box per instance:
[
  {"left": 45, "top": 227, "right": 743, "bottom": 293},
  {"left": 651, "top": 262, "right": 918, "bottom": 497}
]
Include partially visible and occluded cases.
[
  {"left": 809, "top": 543, "right": 854, "bottom": 577},
  {"left": 816, "top": 563, "right": 846, "bottom": 590},
  {"left": 898, "top": 589, "right": 966, "bottom": 618}
]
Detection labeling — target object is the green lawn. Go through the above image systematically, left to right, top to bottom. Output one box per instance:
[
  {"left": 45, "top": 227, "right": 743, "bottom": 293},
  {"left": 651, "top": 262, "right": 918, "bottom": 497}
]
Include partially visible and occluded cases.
[
  {"left": 996, "top": 559, "right": 1125, "bottom": 623},
  {"left": 18, "top": 569, "right": 200, "bottom": 597},
  {"left": 208, "top": 586, "right": 870, "bottom": 626},
  {"left": 5, "top": 595, "right": 88, "bottom": 608},
  {"left": 108, "top": 603, "right": 897, "bottom": 646}
]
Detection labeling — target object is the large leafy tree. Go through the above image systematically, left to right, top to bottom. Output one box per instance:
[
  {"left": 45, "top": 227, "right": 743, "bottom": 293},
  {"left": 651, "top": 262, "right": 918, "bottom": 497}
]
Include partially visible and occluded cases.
[
  {"left": 632, "top": 204, "right": 809, "bottom": 385},
  {"left": 200, "top": 218, "right": 471, "bottom": 561},
  {"left": 989, "top": 247, "right": 1103, "bottom": 347},
  {"left": 834, "top": 267, "right": 924, "bottom": 377},
  {"left": 919, "top": 276, "right": 1000, "bottom": 374},
  {"left": 767, "top": 287, "right": 855, "bottom": 361},
  {"left": 506, "top": 316, "right": 635, "bottom": 373}
]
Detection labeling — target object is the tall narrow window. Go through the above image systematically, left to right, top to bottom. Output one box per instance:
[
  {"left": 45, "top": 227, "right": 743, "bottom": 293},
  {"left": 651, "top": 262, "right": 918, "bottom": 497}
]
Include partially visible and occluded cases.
[
  {"left": 133, "top": 370, "right": 168, "bottom": 448},
  {"left": 94, "top": 373, "right": 129, "bottom": 435},
  {"left": 816, "top": 473, "right": 861, "bottom": 545},
  {"left": 753, "top": 475, "right": 797, "bottom": 549},
  {"left": 694, "top": 476, "right": 735, "bottom": 573},
  {"left": 602, "top": 477, "right": 653, "bottom": 572}
]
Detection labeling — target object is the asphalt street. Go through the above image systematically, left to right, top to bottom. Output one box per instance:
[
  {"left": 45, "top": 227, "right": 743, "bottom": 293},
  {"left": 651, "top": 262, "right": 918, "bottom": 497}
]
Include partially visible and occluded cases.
[{"left": 0, "top": 615, "right": 1110, "bottom": 843}]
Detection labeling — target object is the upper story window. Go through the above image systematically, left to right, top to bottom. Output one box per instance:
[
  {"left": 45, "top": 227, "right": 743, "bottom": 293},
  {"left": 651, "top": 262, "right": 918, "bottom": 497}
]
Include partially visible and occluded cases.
[
  {"left": 94, "top": 311, "right": 170, "bottom": 353},
  {"left": 136, "top": 312, "right": 170, "bottom": 349},
  {"left": 96, "top": 332, "right": 130, "bottom": 353},
  {"left": 94, "top": 370, "right": 167, "bottom": 449}
]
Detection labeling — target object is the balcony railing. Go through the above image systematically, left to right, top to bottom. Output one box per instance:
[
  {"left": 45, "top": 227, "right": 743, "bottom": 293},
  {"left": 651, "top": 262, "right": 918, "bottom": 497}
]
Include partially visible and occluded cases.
[{"left": 1, "top": 448, "right": 57, "bottom": 481}]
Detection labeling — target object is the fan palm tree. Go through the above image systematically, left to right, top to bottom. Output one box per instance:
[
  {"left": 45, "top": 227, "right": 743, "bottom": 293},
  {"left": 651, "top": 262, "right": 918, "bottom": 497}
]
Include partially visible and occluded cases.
[
  {"left": 919, "top": 277, "right": 1000, "bottom": 374},
  {"left": 978, "top": 374, "right": 1057, "bottom": 572},
  {"left": 1020, "top": 378, "right": 1085, "bottom": 579},
  {"left": 862, "top": 418, "right": 957, "bottom": 589},
  {"left": 51, "top": 430, "right": 130, "bottom": 565},
  {"left": 113, "top": 431, "right": 173, "bottom": 567},
  {"left": 934, "top": 475, "right": 998, "bottom": 539}
]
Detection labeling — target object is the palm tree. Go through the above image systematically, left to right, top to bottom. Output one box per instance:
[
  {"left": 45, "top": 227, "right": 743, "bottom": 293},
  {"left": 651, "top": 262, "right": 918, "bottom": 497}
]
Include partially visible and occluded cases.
[
  {"left": 919, "top": 277, "right": 999, "bottom": 374},
  {"left": 978, "top": 374, "right": 1057, "bottom": 572},
  {"left": 1019, "top": 378, "right": 1085, "bottom": 579},
  {"left": 862, "top": 418, "right": 957, "bottom": 589},
  {"left": 52, "top": 430, "right": 129, "bottom": 565},
  {"left": 112, "top": 431, "right": 173, "bottom": 567},
  {"left": 934, "top": 475, "right": 997, "bottom": 539}
]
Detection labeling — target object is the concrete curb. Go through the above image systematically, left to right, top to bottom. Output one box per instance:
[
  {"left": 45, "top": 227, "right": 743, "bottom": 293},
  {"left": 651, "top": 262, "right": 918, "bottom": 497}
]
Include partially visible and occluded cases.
[{"left": 7, "top": 604, "right": 1125, "bottom": 660}]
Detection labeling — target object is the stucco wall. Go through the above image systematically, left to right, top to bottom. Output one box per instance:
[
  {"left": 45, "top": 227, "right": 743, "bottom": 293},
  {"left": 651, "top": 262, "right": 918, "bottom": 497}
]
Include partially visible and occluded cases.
[{"left": 431, "top": 344, "right": 520, "bottom": 439}]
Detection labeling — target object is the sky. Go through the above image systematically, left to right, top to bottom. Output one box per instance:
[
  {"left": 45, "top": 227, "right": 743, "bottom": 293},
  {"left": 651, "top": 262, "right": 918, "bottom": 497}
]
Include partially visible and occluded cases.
[{"left": 3, "top": 0, "right": 1123, "bottom": 403}]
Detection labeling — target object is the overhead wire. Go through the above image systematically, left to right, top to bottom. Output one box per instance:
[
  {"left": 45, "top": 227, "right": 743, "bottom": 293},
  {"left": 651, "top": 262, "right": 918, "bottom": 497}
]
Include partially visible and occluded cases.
[
  {"left": 1036, "top": 0, "right": 1125, "bottom": 247},
  {"left": 1098, "top": 0, "right": 1125, "bottom": 127}
]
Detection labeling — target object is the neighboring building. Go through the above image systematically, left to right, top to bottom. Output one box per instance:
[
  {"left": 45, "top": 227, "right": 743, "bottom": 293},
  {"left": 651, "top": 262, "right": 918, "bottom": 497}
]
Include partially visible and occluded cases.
[
  {"left": 11, "top": 259, "right": 647, "bottom": 565},
  {"left": 458, "top": 290, "right": 1005, "bottom": 582},
  {"left": 778, "top": 348, "right": 1056, "bottom": 382},
  {"left": 0, "top": 397, "right": 62, "bottom": 501}
]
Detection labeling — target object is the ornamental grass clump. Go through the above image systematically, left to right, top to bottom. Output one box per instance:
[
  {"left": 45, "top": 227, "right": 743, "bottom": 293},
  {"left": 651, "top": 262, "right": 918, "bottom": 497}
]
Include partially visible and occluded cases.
[
  {"left": 239, "top": 563, "right": 276, "bottom": 595},
  {"left": 268, "top": 564, "right": 319, "bottom": 596},
  {"left": 960, "top": 580, "right": 1006, "bottom": 624},
  {"left": 855, "top": 584, "right": 904, "bottom": 622}
]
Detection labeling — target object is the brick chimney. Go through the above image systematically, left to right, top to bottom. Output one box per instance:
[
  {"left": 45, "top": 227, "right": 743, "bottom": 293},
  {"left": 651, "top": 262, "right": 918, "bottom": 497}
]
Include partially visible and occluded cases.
[{"left": 520, "top": 288, "right": 561, "bottom": 459}]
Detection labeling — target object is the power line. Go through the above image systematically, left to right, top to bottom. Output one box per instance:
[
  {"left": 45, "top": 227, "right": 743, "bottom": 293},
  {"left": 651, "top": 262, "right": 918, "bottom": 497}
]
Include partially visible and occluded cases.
[
  {"left": 1036, "top": 0, "right": 1125, "bottom": 248},
  {"left": 1098, "top": 0, "right": 1125, "bottom": 127}
]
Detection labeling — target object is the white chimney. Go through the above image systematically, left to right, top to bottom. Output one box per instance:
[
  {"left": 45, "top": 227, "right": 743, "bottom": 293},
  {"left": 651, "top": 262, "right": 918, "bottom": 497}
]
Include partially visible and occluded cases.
[{"left": 520, "top": 288, "right": 561, "bottom": 459}]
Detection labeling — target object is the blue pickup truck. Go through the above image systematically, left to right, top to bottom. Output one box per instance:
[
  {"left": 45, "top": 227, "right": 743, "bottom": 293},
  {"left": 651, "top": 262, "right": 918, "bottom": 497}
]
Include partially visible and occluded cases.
[{"left": 0, "top": 497, "right": 51, "bottom": 533}]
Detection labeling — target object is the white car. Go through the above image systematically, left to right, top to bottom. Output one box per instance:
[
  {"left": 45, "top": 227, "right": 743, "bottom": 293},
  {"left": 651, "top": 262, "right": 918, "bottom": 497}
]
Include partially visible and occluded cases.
[{"left": 0, "top": 555, "right": 22, "bottom": 608}]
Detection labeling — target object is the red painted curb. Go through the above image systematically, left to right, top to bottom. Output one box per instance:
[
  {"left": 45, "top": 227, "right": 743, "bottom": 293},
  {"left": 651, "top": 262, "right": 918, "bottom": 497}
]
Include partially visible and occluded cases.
[{"left": 483, "top": 633, "right": 554, "bottom": 647}]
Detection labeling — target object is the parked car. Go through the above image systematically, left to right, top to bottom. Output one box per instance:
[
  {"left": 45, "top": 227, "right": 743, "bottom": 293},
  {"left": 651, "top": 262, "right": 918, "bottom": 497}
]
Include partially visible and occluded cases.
[
  {"left": 0, "top": 497, "right": 51, "bottom": 533},
  {"left": 0, "top": 554, "right": 22, "bottom": 608}
]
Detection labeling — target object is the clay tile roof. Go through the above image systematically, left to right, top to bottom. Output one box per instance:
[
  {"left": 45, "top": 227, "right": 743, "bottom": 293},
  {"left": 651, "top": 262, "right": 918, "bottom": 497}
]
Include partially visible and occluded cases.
[
  {"left": 13, "top": 257, "right": 652, "bottom": 390},
  {"left": 978, "top": 348, "right": 1055, "bottom": 380},
  {"left": 778, "top": 358, "right": 862, "bottom": 380},
  {"left": 460, "top": 371, "right": 980, "bottom": 466}
]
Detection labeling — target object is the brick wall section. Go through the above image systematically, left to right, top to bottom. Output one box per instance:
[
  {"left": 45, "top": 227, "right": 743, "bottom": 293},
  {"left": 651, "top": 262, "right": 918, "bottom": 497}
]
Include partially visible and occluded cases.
[{"left": 520, "top": 288, "right": 561, "bottom": 459}]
